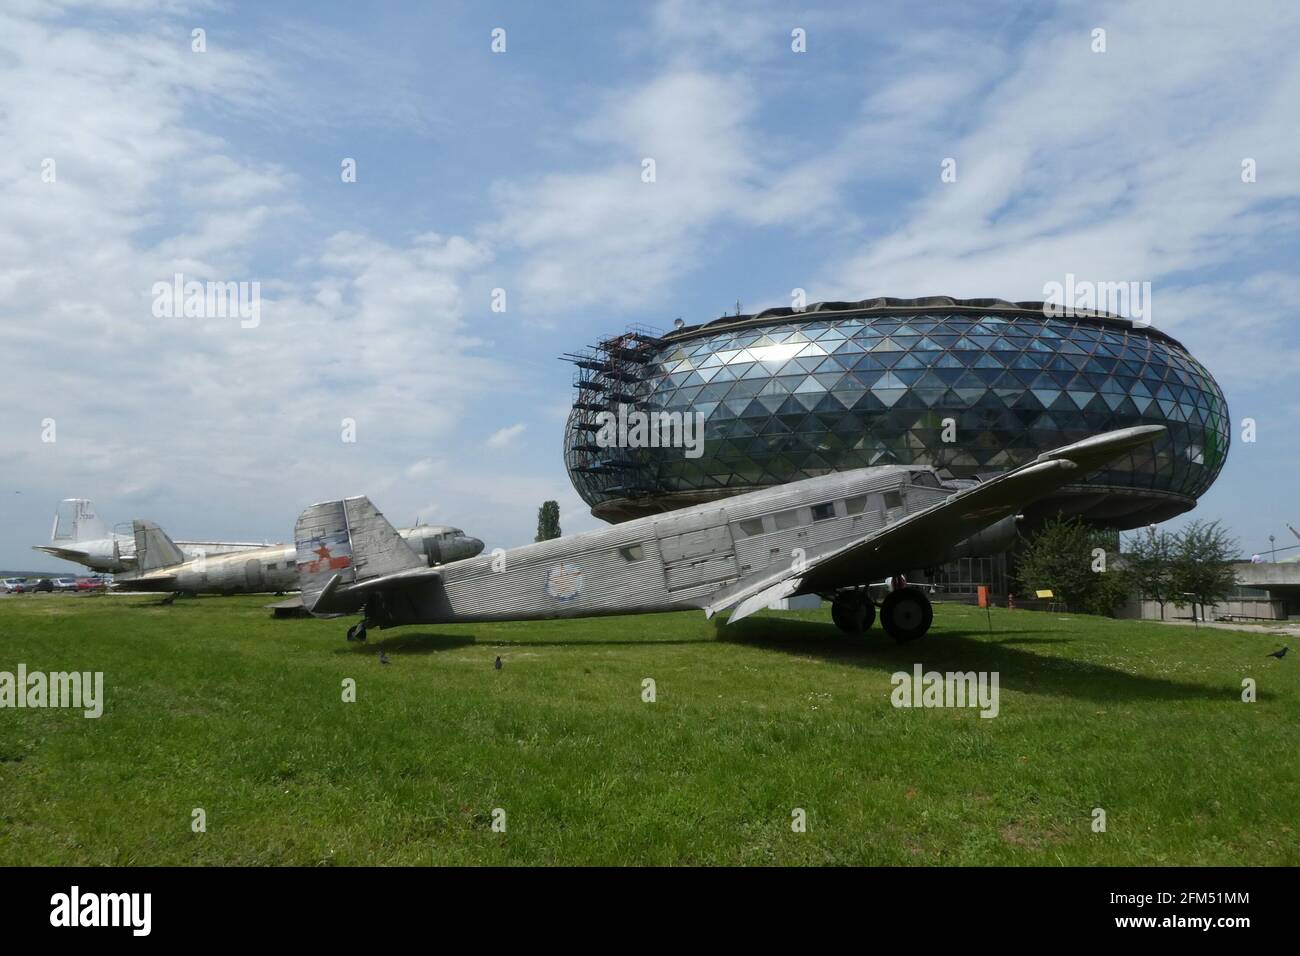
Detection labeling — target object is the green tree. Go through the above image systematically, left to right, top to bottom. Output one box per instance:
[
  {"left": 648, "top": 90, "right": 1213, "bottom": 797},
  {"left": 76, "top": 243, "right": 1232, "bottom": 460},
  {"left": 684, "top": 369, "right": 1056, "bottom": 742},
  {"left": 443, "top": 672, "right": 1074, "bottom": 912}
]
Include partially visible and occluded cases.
[
  {"left": 535, "top": 500, "right": 561, "bottom": 542},
  {"left": 1016, "top": 517, "right": 1132, "bottom": 617},
  {"left": 1170, "top": 519, "right": 1238, "bottom": 621},
  {"left": 1125, "top": 525, "right": 1177, "bottom": 620},
  {"left": 1090, "top": 562, "right": 1136, "bottom": 618}
]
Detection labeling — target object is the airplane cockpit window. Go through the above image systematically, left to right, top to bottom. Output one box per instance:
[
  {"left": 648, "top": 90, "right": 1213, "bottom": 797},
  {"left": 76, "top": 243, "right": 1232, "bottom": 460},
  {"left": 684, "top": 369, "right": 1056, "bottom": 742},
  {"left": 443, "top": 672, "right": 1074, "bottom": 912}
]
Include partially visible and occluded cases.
[
  {"left": 910, "top": 471, "right": 941, "bottom": 488},
  {"left": 884, "top": 490, "right": 904, "bottom": 509},
  {"left": 844, "top": 495, "right": 869, "bottom": 515},
  {"left": 811, "top": 502, "right": 835, "bottom": 521},
  {"left": 736, "top": 518, "right": 765, "bottom": 537},
  {"left": 619, "top": 544, "right": 645, "bottom": 562}
]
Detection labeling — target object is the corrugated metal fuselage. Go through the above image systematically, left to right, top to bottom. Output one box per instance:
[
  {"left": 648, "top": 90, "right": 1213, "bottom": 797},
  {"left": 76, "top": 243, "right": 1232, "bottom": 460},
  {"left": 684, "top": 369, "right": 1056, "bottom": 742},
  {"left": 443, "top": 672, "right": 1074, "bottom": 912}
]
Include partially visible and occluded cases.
[{"left": 366, "top": 466, "right": 954, "bottom": 628}]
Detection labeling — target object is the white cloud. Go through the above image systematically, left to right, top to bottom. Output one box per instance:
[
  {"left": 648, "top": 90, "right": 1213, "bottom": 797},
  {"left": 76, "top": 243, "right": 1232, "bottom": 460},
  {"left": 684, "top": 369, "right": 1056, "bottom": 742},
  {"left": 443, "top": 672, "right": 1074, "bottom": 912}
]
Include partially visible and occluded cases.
[
  {"left": 815, "top": 2, "right": 1300, "bottom": 312},
  {"left": 0, "top": 3, "right": 507, "bottom": 558},
  {"left": 483, "top": 9, "right": 1009, "bottom": 316},
  {"left": 488, "top": 69, "right": 762, "bottom": 313},
  {"left": 486, "top": 423, "right": 526, "bottom": 449}
]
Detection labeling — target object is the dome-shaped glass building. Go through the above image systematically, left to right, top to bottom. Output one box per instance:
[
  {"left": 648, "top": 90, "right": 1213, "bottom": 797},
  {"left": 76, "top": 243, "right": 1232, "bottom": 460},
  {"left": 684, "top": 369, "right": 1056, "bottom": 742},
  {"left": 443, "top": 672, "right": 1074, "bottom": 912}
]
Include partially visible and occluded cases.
[{"left": 564, "top": 297, "right": 1229, "bottom": 529}]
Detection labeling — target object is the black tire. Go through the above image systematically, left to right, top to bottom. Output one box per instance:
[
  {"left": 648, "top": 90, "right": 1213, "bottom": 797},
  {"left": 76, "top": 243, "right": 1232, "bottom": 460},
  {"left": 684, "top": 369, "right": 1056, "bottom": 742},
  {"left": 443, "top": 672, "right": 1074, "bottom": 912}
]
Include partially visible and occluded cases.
[
  {"left": 880, "top": 587, "right": 933, "bottom": 643},
  {"left": 831, "top": 593, "right": 876, "bottom": 634}
]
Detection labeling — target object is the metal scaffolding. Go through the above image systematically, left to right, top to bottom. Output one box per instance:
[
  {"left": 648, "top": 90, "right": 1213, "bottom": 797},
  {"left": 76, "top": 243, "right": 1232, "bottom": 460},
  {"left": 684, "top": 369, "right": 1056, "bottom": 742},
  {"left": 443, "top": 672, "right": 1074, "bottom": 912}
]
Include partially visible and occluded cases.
[{"left": 561, "top": 324, "right": 664, "bottom": 505}]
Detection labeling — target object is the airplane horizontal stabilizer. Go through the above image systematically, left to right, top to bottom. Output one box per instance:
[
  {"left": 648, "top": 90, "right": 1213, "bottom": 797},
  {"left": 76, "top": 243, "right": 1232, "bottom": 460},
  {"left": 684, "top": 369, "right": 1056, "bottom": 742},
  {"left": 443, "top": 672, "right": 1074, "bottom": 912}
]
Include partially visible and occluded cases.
[{"left": 31, "top": 544, "right": 130, "bottom": 567}]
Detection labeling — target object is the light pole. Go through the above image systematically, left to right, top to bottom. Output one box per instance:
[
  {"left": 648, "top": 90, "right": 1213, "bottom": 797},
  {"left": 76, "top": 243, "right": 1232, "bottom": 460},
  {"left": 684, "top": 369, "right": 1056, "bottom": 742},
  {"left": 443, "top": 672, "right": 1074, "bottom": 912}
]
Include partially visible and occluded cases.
[{"left": 1269, "top": 534, "right": 1276, "bottom": 562}]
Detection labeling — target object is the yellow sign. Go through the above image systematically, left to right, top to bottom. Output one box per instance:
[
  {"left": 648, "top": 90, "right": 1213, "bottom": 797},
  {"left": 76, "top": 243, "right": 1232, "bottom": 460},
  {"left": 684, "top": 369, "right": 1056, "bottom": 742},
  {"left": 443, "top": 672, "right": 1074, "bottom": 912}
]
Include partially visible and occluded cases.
[{"left": 1035, "top": 589, "right": 1055, "bottom": 599}]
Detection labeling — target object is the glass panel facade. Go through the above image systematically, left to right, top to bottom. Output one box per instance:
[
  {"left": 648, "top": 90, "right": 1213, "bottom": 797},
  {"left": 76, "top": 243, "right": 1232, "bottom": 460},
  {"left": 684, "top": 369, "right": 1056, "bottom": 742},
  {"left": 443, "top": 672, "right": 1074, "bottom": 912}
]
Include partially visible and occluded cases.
[{"left": 565, "top": 309, "right": 1229, "bottom": 527}]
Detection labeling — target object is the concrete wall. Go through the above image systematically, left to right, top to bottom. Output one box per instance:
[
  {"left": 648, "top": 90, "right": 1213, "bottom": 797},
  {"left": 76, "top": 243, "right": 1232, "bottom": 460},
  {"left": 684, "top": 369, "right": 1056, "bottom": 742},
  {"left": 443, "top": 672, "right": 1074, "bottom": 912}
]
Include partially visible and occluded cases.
[
  {"left": 1232, "top": 560, "right": 1300, "bottom": 589},
  {"left": 1117, "top": 595, "right": 1286, "bottom": 622}
]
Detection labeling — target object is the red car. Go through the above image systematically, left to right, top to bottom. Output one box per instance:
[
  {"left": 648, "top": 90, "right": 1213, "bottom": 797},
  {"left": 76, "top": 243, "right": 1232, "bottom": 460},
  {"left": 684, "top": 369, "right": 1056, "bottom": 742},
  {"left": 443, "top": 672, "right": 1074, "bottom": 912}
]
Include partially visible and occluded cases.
[{"left": 76, "top": 577, "right": 107, "bottom": 591}]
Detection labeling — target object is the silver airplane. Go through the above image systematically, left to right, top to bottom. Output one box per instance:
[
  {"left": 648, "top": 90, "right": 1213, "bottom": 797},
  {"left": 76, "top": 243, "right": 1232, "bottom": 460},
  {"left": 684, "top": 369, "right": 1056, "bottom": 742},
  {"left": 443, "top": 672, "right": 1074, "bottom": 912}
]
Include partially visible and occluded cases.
[
  {"left": 291, "top": 426, "right": 1164, "bottom": 643},
  {"left": 33, "top": 498, "right": 266, "bottom": 574},
  {"left": 111, "top": 517, "right": 484, "bottom": 595}
]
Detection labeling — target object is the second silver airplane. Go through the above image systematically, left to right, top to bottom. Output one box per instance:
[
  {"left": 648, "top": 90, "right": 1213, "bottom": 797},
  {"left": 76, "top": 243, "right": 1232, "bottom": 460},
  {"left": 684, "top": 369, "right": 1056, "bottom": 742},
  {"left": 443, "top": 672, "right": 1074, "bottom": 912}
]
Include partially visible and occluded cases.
[{"left": 112, "top": 519, "right": 484, "bottom": 595}]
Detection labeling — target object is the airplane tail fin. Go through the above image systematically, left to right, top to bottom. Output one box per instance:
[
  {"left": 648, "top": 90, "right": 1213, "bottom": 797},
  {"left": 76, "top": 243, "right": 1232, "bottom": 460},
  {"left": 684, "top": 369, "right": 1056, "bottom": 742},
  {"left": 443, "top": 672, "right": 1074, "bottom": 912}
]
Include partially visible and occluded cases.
[
  {"left": 294, "top": 496, "right": 428, "bottom": 614},
  {"left": 52, "top": 498, "right": 109, "bottom": 543},
  {"left": 132, "top": 520, "right": 187, "bottom": 572}
]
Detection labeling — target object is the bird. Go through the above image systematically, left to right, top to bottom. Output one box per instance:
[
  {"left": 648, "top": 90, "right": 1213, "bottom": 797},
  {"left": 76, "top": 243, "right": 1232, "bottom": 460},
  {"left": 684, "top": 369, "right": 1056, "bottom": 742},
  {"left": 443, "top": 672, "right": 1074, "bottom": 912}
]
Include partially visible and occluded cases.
[
  {"left": 1266, "top": 646, "right": 1289, "bottom": 659},
  {"left": 378, "top": 650, "right": 390, "bottom": 665},
  {"left": 494, "top": 656, "right": 502, "bottom": 670}
]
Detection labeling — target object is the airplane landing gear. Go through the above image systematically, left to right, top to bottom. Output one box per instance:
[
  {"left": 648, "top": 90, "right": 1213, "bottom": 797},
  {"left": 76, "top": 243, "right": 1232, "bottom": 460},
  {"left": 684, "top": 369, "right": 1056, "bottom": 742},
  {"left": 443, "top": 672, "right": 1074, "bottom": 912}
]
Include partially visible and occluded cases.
[
  {"left": 880, "top": 587, "right": 933, "bottom": 643},
  {"left": 831, "top": 591, "right": 876, "bottom": 634},
  {"left": 346, "top": 621, "right": 368, "bottom": 643}
]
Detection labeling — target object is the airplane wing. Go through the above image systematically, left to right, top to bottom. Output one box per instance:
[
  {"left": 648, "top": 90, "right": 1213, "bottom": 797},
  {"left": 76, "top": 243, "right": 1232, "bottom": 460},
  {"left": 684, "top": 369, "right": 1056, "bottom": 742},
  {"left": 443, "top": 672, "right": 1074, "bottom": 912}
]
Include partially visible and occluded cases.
[
  {"left": 704, "top": 425, "right": 1165, "bottom": 624},
  {"left": 33, "top": 545, "right": 88, "bottom": 561}
]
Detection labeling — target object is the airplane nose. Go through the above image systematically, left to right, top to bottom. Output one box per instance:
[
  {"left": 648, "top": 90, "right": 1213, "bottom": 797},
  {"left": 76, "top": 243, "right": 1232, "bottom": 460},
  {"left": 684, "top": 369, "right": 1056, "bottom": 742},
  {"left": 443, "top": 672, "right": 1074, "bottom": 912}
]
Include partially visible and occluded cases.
[{"left": 465, "top": 537, "right": 484, "bottom": 557}]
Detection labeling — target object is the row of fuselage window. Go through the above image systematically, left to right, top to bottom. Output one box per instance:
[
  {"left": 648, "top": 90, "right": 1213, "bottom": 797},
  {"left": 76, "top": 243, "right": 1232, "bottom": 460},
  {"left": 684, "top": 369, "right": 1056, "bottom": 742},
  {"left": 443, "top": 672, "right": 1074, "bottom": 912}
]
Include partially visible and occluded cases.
[
  {"left": 613, "top": 487, "right": 910, "bottom": 567},
  {"left": 734, "top": 489, "right": 905, "bottom": 540}
]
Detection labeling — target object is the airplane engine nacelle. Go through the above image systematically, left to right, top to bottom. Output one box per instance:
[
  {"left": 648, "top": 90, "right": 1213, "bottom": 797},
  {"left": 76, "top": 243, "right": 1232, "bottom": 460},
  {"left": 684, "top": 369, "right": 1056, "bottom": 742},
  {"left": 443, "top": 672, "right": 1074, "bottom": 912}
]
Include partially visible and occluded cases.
[
  {"left": 947, "top": 515, "right": 1021, "bottom": 559},
  {"left": 174, "top": 569, "right": 203, "bottom": 593}
]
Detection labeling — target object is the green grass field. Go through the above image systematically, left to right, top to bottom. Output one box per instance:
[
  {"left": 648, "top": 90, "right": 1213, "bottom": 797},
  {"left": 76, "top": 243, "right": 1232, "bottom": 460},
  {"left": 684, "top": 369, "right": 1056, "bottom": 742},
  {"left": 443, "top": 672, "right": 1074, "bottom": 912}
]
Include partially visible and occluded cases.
[{"left": 1, "top": 592, "right": 1295, "bottom": 865}]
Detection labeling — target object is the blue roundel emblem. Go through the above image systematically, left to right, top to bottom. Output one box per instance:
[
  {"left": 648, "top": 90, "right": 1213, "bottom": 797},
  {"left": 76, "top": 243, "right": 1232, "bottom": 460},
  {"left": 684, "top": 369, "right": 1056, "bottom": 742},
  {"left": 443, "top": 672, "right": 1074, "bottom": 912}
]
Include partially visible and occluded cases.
[{"left": 546, "top": 564, "right": 584, "bottom": 601}]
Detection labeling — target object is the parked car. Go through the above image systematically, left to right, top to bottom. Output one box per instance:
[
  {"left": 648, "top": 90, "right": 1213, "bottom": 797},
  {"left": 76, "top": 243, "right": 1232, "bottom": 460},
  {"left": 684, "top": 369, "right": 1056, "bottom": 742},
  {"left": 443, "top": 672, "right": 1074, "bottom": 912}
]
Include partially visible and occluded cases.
[
  {"left": 53, "top": 577, "right": 79, "bottom": 591},
  {"left": 77, "top": 577, "right": 107, "bottom": 591},
  {"left": 2, "top": 578, "right": 27, "bottom": 594},
  {"left": 30, "top": 578, "right": 55, "bottom": 593}
]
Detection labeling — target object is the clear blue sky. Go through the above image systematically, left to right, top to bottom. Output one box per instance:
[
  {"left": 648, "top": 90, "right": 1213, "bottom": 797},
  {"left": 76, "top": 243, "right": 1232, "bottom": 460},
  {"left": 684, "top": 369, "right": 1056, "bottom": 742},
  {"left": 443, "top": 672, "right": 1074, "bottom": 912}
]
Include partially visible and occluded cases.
[{"left": 2, "top": 0, "right": 1298, "bottom": 569}]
